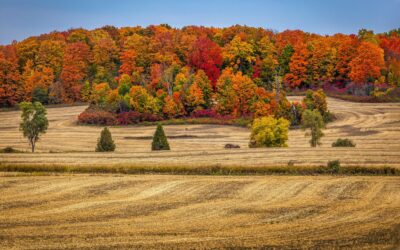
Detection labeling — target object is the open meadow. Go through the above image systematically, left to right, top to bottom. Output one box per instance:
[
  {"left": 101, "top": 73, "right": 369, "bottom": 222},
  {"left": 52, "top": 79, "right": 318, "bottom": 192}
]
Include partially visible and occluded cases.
[{"left": 0, "top": 97, "right": 399, "bottom": 168}]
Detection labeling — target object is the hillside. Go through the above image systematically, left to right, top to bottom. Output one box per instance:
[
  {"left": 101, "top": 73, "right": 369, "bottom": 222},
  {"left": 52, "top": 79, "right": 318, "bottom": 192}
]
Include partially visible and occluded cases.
[{"left": 1, "top": 97, "right": 399, "bottom": 168}]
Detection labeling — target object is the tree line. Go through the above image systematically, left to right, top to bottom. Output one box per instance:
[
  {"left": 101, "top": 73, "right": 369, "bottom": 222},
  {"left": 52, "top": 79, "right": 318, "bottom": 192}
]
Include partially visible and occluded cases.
[{"left": 1, "top": 25, "right": 399, "bottom": 111}]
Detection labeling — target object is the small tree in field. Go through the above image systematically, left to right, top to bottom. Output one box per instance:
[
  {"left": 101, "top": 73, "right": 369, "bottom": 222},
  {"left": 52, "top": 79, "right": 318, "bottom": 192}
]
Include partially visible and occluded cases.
[
  {"left": 19, "top": 102, "right": 49, "bottom": 152},
  {"left": 302, "top": 109, "right": 324, "bottom": 147},
  {"left": 249, "top": 116, "right": 289, "bottom": 148},
  {"left": 152, "top": 123, "right": 170, "bottom": 151},
  {"left": 96, "top": 127, "right": 116, "bottom": 152}
]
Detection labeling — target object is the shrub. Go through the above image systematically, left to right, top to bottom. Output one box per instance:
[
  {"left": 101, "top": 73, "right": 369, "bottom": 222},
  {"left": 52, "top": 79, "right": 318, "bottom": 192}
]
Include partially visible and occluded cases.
[
  {"left": 78, "top": 109, "right": 117, "bottom": 125},
  {"left": 190, "top": 109, "right": 236, "bottom": 120},
  {"left": 191, "top": 109, "right": 219, "bottom": 118},
  {"left": 302, "top": 109, "right": 324, "bottom": 147},
  {"left": 322, "top": 110, "right": 334, "bottom": 123},
  {"left": 117, "top": 111, "right": 161, "bottom": 125},
  {"left": 249, "top": 116, "right": 290, "bottom": 148},
  {"left": 152, "top": 124, "right": 170, "bottom": 151},
  {"left": 96, "top": 127, "right": 116, "bottom": 152},
  {"left": 332, "top": 138, "right": 356, "bottom": 147},
  {"left": 0, "top": 147, "right": 23, "bottom": 153},
  {"left": 327, "top": 160, "right": 340, "bottom": 173}
]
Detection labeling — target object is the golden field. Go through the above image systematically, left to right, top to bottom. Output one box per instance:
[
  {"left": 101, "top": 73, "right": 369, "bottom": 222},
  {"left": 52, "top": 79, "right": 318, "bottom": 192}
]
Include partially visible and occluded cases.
[
  {"left": 0, "top": 97, "right": 399, "bottom": 167},
  {"left": 1, "top": 97, "right": 400, "bottom": 249},
  {"left": 1, "top": 173, "right": 399, "bottom": 249}
]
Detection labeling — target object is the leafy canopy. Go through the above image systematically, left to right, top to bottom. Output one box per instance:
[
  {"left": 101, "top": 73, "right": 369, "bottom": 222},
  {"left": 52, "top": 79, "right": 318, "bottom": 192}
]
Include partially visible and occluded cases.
[
  {"left": 19, "top": 102, "right": 49, "bottom": 152},
  {"left": 301, "top": 109, "right": 324, "bottom": 147},
  {"left": 249, "top": 116, "right": 289, "bottom": 148}
]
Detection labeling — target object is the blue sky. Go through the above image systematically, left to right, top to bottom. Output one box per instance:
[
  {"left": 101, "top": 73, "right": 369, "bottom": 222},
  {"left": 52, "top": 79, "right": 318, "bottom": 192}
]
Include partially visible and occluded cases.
[{"left": 0, "top": 0, "right": 399, "bottom": 44}]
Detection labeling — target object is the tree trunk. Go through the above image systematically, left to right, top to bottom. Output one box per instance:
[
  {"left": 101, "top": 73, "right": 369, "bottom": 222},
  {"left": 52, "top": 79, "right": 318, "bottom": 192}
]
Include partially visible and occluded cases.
[{"left": 31, "top": 141, "right": 35, "bottom": 153}]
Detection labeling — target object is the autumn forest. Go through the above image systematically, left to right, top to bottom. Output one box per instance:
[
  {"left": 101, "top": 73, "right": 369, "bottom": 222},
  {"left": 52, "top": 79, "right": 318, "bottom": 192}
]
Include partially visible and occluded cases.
[{"left": 1, "top": 25, "right": 399, "bottom": 123}]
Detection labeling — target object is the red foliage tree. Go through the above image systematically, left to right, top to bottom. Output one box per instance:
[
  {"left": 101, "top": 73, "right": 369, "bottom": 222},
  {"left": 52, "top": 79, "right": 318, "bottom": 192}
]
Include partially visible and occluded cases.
[{"left": 189, "top": 36, "right": 222, "bottom": 87}]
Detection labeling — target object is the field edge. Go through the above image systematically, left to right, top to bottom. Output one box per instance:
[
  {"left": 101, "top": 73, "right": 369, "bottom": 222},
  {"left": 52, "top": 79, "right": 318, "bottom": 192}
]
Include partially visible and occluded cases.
[{"left": 1, "top": 163, "right": 399, "bottom": 176}]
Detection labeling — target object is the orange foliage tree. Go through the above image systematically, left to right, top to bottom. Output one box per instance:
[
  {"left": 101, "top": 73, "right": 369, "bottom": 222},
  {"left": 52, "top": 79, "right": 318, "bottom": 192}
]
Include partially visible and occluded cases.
[
  {"left": 349, "top": 41, "right": 385, "bottom": 84},
  {"left": 284, "top": 43, "right": 309, "bottom": 88},
  {"left": 0, "top": 45, "right": 22, "bottom": 106}
]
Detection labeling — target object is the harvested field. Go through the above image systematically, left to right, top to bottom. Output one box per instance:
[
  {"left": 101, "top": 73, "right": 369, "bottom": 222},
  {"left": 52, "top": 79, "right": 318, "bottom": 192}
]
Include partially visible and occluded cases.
[
  {"left": 0, "top": 97, "right": 399, "bottom": 167},
  {"left": 0, "top": 174, "right": 399, "bottom": 249}
]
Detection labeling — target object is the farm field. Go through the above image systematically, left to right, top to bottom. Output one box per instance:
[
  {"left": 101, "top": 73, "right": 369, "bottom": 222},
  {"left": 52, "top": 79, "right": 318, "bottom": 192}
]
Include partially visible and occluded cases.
[
  {"left": 0, "top": 97, "right": 399, "bottom": 167},
  {"left": 0, "top": 173, "right": 399, "bottom": 249}
]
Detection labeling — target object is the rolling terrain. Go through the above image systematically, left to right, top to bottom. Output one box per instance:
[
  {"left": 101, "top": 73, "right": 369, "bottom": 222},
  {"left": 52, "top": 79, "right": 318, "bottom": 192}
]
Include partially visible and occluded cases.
[
  {"left": 0, "top": 97, "right": 399, "bottom": 167},
  {"left": 1, "top": 97, "right": 400, "bottom": 249},
  {"left": 0, "top": 173, "right": 399, "bottom": 249}
]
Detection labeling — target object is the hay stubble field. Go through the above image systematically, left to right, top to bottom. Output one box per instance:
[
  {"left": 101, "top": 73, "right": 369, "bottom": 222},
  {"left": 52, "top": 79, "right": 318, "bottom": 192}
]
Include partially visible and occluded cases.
[
  {"left": 0, "top": 97, "right": 400, "bottom": 167},
  {"left": 1, "top": 97, "right": 400, "bottom": 249},
  {"left": 1, "top": 174, "right": 400, "bottom": 249}
]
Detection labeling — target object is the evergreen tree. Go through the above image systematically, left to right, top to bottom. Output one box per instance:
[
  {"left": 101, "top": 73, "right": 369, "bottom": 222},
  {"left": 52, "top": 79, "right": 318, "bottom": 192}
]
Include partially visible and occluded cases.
[
  {"left": 151, "top": 123, "right": 170, "bottom": 151},
  {"left": 96, "top": 127, "right": 116, "bottom": 152}
]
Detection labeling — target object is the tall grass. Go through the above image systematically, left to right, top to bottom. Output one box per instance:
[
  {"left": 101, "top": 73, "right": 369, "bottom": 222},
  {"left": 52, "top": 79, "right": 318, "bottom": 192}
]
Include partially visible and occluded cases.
[{"left": 0, "top": 163, "right": 398, "bottom": 176}]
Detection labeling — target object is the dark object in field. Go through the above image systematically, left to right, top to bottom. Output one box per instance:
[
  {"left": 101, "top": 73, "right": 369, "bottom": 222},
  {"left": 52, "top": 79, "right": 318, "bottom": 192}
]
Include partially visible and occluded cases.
[
  {"left": 332, "top": 138, "right": 356, "bottom": 147},
  {"left": 224, "top": 143, "right": 240, "bottom": 149},
  {"left": 0, "top": 146, "right": 23, "bottom": 153}
]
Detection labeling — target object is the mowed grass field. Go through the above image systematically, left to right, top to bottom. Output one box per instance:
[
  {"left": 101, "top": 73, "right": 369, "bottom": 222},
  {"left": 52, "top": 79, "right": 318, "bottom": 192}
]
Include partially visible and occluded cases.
[
  {"left": 0, "top": 97, "right": 399, "bottom": 167},
  {"left": 1, "top": 98, "right": 400, "bottom": 249},
  {"left": 1, "top": 173, "right": 399, "bottom": 249}
]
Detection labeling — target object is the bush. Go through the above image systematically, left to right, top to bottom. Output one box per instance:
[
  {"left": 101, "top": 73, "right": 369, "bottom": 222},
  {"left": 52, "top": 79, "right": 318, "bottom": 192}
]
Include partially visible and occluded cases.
[
  {"left": 78, "top": 109, "right": 117, "bottom": 125},
  {"left": 190, "top": 109, "right": 235, "bottom": 120},
  {"left": 191, "top": 109, "right": 219, "bottom": 118},
  {"left": 117, "top": 111, "right": 161, "bottom": 125},
  {"left": 249, "top": 116, "right": 290, "bottom": 148},
  {"left": 152, "top": 124, "right": 170, "bottom": 151},
  {"left": 96, "top": 127, "right": 116, "bottom": 152},
  {"left": 332, "top": 138, "right": 356, "bottom": 147},
  {"left": 0, "top": 147, "right": 23, "bottom": 153},
  {"left": 327, "top": 160, "right": 340, "bottom": 173}
]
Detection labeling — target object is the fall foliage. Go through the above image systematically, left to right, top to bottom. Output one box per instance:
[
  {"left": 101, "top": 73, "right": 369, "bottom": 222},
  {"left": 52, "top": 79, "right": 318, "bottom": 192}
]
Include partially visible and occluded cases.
[{"left": 0, "top": 25, "right": 398, "bottom": 121}]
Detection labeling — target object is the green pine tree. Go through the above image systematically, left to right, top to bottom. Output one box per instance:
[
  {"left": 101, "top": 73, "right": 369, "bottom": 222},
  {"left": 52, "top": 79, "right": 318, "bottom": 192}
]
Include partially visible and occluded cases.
[
  {"left": 151, "top": 123, "right": 170, "bottom": 151},
  {"left": 96, "top": 127, "right": 116, "bottom": 152}
]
